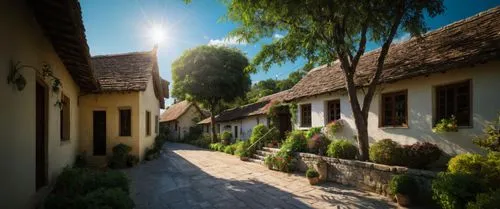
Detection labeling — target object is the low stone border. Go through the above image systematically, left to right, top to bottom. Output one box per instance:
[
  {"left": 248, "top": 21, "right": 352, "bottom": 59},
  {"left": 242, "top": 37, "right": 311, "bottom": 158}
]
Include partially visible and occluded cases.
[{"left": 295, "top": 152, "right": 437, "bottom": 198}]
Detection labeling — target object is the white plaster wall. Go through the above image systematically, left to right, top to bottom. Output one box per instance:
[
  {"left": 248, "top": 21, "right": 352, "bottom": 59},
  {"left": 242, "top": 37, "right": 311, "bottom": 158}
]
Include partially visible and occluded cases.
[
  {"left": 0, "top": 1, "right": 82, "bottom": 208},
  {"left": 294, "top": 62, "right": 500, "bottom": 155},
  {"left": 139, "top": 78, "right": 161, "bottom": 159},
  {"left": 177, "top": 105, "right": 203, "bottom": 139},
  {"left": 217, "top": 115, "right": 268, "bottom": 141}
]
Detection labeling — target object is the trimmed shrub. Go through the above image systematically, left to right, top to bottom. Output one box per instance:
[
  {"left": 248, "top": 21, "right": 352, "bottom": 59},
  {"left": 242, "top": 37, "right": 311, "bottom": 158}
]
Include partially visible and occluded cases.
[
  {"left": 250, "top": 124, "right": 269, "bottom": 144},
  {"left": 305, "top": 127, "right": 322, "bottom": 139},
  {"left": 282, "top": 130, "right": 307, "bottom": 153},
  {"left": 220, "top": 131, "right": 232, "bottom": 144},
  {"left": 307, "top": 133, "right": 330, "bottom": 155},
  {"left": 188, "top": 134, "right": 211, "bottom": 148},
  {"left": 327, "top": 139, "right": 358, "bottom": 159},
  {"left": 369, "top": 139, "right": 402, "bottom": 165},
  {"left": 234, "top": 140, "right": 251, "bottom": 157},
  {"left": 401, "top": 142, "right": 442, "bottom": 168},
  {"left": 108, "top": 143, "right": 133, "bottom": 169},
  {"left": 209, "top": 143, "right": 226, "bottom": 152},
  {"left": 224, "top": 144, "right": 236, "bottom": 155},
  {"left": 145, "top": 147, "right": 159, "bottom": 161},
  {"left": 448, "top": 152, "right": 500, "bottom": 185},
  {"left": 126, "top": 155, "right": 139, "bottom": 167},
  {"left": 305, "top": 168, "right": 319, "bottom": 178},
  {"left": 432, "top": 172, "right": 485, "bottom": 209},
  {"left": 389, "top": 175, "right": 418, "bottom": 197},
  {"left": 45, "top": 188, "right": 134, "bottom": 209},
  {"left": 466, "top": 189, "right": 500, "bottom": 209}
]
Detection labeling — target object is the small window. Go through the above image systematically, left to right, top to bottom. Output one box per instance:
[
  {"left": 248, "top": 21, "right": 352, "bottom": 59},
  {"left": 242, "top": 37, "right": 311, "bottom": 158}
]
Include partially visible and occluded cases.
[
  {"left": 436, "top": 80, "right": 471, "bottom": 126},
  {"left": 381, "top": 90, "right": 408, "bottom": 127},
  {"left": 60, "top": 94, "right": 70, "bottom": 141},
  {"left": 327, "top": 100, "right": 341, "bottom": 122},
  {"left": 300, "top": 104, "right": 312, "bottom": 127},
  {"left": 119, "top": 108, "right": 132, "bottom": 136},
  {"left": 146, "top": 111, "right": 151, "bottom": 136},
  {"left": 155, "top": 115, "right": 159, "bottom": 134},
  {"left": 256, "top": 117, "right": 260, "bottom": 124},
  {"left": 174, "top": 121, "right": 178, "bottom": 131},
  {"left": 234, "top": 126, "right": 238, "bottom": 139}
]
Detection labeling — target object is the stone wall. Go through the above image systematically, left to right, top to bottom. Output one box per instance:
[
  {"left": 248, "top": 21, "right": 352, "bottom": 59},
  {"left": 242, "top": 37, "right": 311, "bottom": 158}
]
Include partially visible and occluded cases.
[{"left": 295, "top": 152, "right": 437, "bottom": 199}]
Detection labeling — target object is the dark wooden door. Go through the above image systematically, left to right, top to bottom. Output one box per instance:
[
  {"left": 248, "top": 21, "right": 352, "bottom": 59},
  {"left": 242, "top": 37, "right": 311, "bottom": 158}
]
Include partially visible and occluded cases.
[
  {"left": 36, "top": 82, "right": 47, "bottom": 190},
  {"left": 93, "top": 111, "right": 106, "bottom": 156},
  {"left": 278, "top": 113, "right": 292, "bottom": 140}
]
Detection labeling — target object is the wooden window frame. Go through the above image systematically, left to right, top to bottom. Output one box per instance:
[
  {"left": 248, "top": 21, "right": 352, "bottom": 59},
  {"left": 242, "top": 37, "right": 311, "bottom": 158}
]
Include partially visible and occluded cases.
[
  {"left": 435, "top": 80, "right": 472, "bottom": 127},
  {"left": 380, "top": 90, "right": 408, "bottom": 128},
  {"left": 60, "top": 93, "right": 70, "bottom": 142},
  {"left": 326, "top": 100, "right": 341, "bottom": 123},
  {"left": 300, "top": 104, "right": 312, "bottom": 127},
  {"left": 119, "top": 108, "right": 132, "bottom": 137},
  {"left": 146, "top": 111, "right": 151, "bottom": 136},
  {"left": 155, "top": 115, "right": 159, "bottom": 134}
]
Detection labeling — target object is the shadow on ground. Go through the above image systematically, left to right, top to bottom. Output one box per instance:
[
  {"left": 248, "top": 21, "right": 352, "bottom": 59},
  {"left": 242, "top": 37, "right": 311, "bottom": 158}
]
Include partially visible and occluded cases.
[{"left": 126, "top": 143, "right": 396, "bottom": 209}]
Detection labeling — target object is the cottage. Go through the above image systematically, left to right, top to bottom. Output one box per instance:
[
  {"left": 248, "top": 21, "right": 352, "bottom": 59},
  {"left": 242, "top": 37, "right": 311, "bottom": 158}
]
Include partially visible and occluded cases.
[
  {"left": 0, "top": 0, "right": 99, "bottom": 208},
  {"left": 284, "top": 7, "right": 500, "bottom": 155},
  {"left": 79, "top": 49, "right": 169, "bottom": 161},
  {"left": 199, "top": 90, "right": 292, "bottom": 141},
  {"left": 160, "top": 100, "right": 207, "bottom": 140}
]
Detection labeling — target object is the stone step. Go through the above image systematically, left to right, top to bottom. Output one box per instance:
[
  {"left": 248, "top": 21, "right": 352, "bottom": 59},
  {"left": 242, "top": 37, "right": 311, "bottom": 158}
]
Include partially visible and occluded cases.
[
  {"left": 262, "top": 147, "right": 280, "bottom": 153},
  {"left": 255, "top": 150, "right": 274, "bottom": 156},
  {"left": 252, "top": 154, "right": 266, "bottom": 160},
  {"left": 247, "top": 158, "right": 264, "bottom": 165}
]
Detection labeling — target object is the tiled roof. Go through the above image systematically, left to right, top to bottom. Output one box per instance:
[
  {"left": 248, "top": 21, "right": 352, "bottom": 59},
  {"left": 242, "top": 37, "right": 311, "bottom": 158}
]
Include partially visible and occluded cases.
[
  {"left": 286, "top": 6, "right": 500, "bottom": 101},
  {"left": 257, "top": 89, "right": 292, "bottom": 102},
  {"left": 160, "top": 101, "right": 204, "bottom": 122},
  {"left": 199, "top": 101, "right": 270, "bottom": 124}
]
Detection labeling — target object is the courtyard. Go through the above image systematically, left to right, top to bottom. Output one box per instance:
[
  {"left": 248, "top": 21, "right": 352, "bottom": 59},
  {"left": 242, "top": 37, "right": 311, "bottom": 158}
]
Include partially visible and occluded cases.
[{"left": 126, "top": 142, "right": 397, "bottom": 209}]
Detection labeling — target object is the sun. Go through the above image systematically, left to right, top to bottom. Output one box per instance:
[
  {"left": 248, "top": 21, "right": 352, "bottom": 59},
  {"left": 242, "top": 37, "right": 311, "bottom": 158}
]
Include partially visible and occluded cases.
[{"left": 149, "top": 24, "right": 165, "bottom": 44}]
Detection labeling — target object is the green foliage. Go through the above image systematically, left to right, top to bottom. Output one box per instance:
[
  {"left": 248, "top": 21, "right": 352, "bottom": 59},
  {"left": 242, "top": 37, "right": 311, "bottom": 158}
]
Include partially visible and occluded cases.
[
  {"left": 245, "top": 70, "right": 307, "bottom": 103},
  {"left": 289, "top": 103, "right": 298, "bottom": 124},
  {"left": 473, "top": 113, "right": 500, "bottom": 152},
  {"left": 433, "top": 115, "right": 458, "bottom": 133},
  {"left": 326, "top": 120, "right": 343, "bottom": 136},
  {"left": 250, "top": 124, "right": 270, "bottom": 145},
  {"left": 183, "top": 126, "right": 203, "bottom": 142},
  {"left": 305, "top": 127, "right": 322, "bottom": 139},
  {"left": 282, "top": 130, "right": 307, "bottom": 153},
  {"left": 220, "top": 131, "right": 232, "bottom": 144},
  {"left": 187, "top": 133, "right": 212, "bottom": 148},
  {"left": 307, "top": 133, "right": 330, "bottom": 155},
  {"left": 369, "top": 139, "right": 402, "bottom": 165},
  {"left": 235, "top": 140, "right": 251, "bottom": 157},
  {"left": 327, "top": 140, "right": 358, "bottom": 160},
  {"left": 401, "top": 142, "right": 442, "bottom": 169},
  {"left": 109, "top": 143, "right": 133, "bottom": 169},
  {"left": 209, "top": 143, "right": 226, "bottom": 152},
  {"left": 224, "top": 144, "right": 237, "bottom": 155},
  {"left": 145, "top": 147, "right": 159, "bottom": 161},
  {"left": 74, "top": 152, "right": 88, "bottom": 168},
  {"left": 448, "top": 153, "right": 500, "bottom": 185},
  {"left": 126, "top": 155, "right": 139, "bottom": 167},
  {"left": 264, "top": 155, "right": 275, "bottom": 168},
  {"left": 305, "top": 168, "right": 319, "bottom": 178},
  {"left": 432, "top": 172, "right": 485, "bottom": 209},
  {"left": 389, "top": 175, "right": 418, "bottom": 196},
  {"left": 45, "top": 188, "right": 134, "bottom": 209},
  {"left": 466, "top": 189, "right": 500, "bottom": 209}
]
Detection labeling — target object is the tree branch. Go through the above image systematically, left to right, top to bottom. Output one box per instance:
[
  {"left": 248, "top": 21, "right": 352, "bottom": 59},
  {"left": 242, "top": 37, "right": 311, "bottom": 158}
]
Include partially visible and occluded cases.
[{"left": 351, "top": 20, "right": 368, "bottom": 70}]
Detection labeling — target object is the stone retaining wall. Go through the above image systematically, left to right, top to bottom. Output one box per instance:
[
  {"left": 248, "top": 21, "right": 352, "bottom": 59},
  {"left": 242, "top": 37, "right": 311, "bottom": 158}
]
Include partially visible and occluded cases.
[{"left": 295, "top": 152, "right": 437, "bottom": 199}]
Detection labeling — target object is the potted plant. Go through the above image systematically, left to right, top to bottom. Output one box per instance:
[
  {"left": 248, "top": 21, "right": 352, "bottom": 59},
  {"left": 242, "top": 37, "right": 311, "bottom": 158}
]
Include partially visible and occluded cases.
[
  {"left": 433, "top": 115, "right": 458, "bottom": 133},
  {"left": 238, "top": 149, "right": 250, "bottom": 161},
  {"left": 305, "top": 168, "right": 320, "bottom": 185},
  {"left": 389, "top": 174, "right": 418, "bottom": 206}
]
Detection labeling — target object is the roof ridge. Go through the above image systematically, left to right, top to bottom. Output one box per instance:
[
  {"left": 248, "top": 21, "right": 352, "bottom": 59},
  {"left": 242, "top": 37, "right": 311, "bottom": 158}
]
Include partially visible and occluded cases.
[{"left": 91, "top": 50, "right": 153, "bottom": 59}]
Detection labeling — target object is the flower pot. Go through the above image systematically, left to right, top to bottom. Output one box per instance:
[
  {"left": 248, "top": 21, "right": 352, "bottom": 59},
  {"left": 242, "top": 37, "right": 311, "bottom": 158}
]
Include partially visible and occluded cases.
[
  {"left": 267, "top": 143, "right": 274, "bottom": 148},
  {"left": 240, "top": 156, "right": 249, "bottom": 161},
  {"left": 308, "top": 177, "right": 320, "bottom": 185},
  {"left": 395, "top": 194, "right": 411, "bottom": 206}
]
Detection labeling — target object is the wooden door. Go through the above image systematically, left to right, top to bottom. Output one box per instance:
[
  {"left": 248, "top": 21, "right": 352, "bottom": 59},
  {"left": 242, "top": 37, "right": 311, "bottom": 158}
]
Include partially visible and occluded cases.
[
  {"left": 36, "top": 82, "right": 47, "bottom": 190},
  {"left": 93, "top": 111, "right": 106, "bottom": 156},
  {"left": 278, "top": 112, "right": 292, "bottom": 140}
]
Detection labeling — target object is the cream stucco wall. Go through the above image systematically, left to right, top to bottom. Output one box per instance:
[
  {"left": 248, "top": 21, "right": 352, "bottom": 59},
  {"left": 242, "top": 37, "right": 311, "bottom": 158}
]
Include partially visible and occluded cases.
[
  {"left": 0, "top": 1, "right": 82, "bottom": 208},
  {"left": 294, "top": 62, "right": 500, "bottom": 155},
  {"left": 138, "top": 78, "right": 161, "bottom": 158},
  {"left": 79, "top": 92, "right": 141, "bottom": 158},
  {"left": 163, "top": 105, "right": 203, "bottom": 140},
  {"left": 218, "top": 115, "right": 269, "bottom": 141}
]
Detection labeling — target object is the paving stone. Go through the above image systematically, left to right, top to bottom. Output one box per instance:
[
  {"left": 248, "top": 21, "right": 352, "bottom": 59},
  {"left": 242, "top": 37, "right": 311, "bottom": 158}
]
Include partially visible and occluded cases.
[{"left": 126, "top": 142, "right": 397, "bottom": 209}]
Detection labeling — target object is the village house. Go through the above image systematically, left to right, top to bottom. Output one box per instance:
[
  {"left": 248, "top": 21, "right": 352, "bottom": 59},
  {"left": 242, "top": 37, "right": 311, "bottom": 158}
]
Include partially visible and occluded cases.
[
  {"left": 0, "top": 0, "right": 99, "bottom": 208},
  {"left": 284, "top": 7, "right": 500, "bottom": 156},
  {"left": 79, "top": 49, "right": 169, "bottom": 162},
  {"left": 198, "top": 90, "right": 292, "bottom": 141},
  {"left": 160, "top": 100, "right": 207, "bottom": 140}
]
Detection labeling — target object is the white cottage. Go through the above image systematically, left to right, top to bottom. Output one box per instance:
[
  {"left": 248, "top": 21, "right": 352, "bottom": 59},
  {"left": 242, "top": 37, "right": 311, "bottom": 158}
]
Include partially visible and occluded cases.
[{"left": 285, "top": 7, "right": 500, "bottom": 156}]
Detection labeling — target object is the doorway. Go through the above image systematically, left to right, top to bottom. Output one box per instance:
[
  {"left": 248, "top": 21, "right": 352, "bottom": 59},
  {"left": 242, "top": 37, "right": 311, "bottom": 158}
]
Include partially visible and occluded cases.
[
  {"left": 36, "top": 81, "right": 47, "bottom": 190},
  {"left": 93, "top": 111, "right": 106, "bottom": 156}
]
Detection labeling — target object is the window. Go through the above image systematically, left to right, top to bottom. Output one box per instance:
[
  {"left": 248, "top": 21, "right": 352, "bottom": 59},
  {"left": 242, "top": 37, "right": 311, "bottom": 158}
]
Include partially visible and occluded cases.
[
  {"left": 436, "top": 80, "right": 471, "bottom": 126},
  {"left": 381, "top": 90, "right": 408, "bottom": 127},
  {"left": 60, "top": 94, "right": 70, "bottom": 141},
  {"left": 326, "top": 100, "right": 341, "bottom": 122},
  {"left": 300, "top": 104, "right": 312, "bottom": 127},
  {"left": 119, "top": 108, "right": 131, "bottom": 136},
  {"left": 146, "top": 111, "right": 151, "bottom": 136},
  {"left": 155, "top": 115, "right": 159, "bottom": 134},
  {"left": 256, "top": 117, "right": 260, "bottom": 124},
  {"left": 174, "top": 121, "right": 178, "bottom": 131},
  {"left": 217, "top": 124, "right": 221, "bottom": 133},
  {"left": 234, "top": 126, "right": 238, "bottom": 139}
]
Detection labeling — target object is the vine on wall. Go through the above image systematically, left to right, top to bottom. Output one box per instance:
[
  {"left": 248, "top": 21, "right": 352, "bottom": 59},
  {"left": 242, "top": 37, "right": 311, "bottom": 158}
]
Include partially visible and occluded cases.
[{"left": 7, "top": 59, "right": 63, "bottom": 108}]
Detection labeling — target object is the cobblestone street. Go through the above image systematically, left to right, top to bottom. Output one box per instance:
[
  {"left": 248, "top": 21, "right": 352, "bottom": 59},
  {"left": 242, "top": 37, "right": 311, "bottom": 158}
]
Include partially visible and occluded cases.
[{"left": 126, "top": 142, "right": 397, "bottom": 209}]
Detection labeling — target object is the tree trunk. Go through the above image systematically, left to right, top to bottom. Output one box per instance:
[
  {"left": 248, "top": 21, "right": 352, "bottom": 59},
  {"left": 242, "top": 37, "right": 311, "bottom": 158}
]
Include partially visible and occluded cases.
[
  {"left": 353, "top": 109, "right": 370, "bottom": 161},
  {"left": 210, "top": 112, "right": 217, "bottom": 143}
]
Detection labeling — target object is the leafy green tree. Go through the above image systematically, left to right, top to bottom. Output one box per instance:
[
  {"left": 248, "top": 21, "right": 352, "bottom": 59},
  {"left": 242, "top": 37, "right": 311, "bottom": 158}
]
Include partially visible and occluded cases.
[
  {"left": 225, "top": 0, "right": 444, "bottom": 160},
  {"left": 172, "top": 45, "right": 251, "bottom": 142}
]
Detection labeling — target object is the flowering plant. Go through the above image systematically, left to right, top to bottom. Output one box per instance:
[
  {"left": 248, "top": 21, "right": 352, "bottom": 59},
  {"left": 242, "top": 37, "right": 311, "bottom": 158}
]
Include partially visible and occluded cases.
[
  {"left": 433, "top": 115, "right": 458, "bottom": 133},
  {"left": 326, "top": 119, "right": 344, "bottom": 136}
]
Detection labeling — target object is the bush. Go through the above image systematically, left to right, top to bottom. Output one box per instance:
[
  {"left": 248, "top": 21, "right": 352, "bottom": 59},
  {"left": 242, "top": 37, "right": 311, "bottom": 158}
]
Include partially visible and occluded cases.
[
  {"left": 473, "top": 113, "right": 500, "bottom": 152},
  {"left": 433, "top": 115, "right": 458, "bottom": 133},
  {"left": 250, "top": 124, "right": 269, "bottom": 144},
  {"left": 183, "top": 126, "right": 203, "bottom": 142},
  {"left": 305, "top": 127, "right": 322, "bottom": 139},
  {"left": 282, "top": 130, "right": 307, "bottom": 153},
  {"left": 220, "top": 131, "right": 232, "bottom": 144},
  {"left": 307, "top": 133, "right": 330, "bottom": 155},
  {"left": 188, "top": 134, "right": 211, "bottom": 148},
  {"left": 153, "top": 135, "right": 166, "bottom": 152},
  {"left": 327, "top": 139, "right": 358, "bottom": 159},
  {"left": 369, "top": 139, "right": 402, "bottom": 165},
  {"left": 235, "top": 140, "right": 251, "bottom": 157},
  {"left": 401, "top": 142, "right": 442, "bottom": 168},
  {"left": 108, "top": 143, "right": 133, "bottom": 169},
  {"left": 209, "top": 143, "right": 226, "bottom": 152},
  {"left": 224, "top": 144, "right": 236, "bottom": 155},
  {"left": 145, "top": 147, "right": 159, "bottom": 161},
  {"left": 74, "top": 152, "right": 88, "bottom": 168},
  {"left": 448, "top": 152, "right": 500, "bottom": 185},
  {"left": 126, "top": 155, "right": 139, "bottom": 167},
  {"left": 264, "top": 155, "right": 275, "bottom": 169},
  {"left": 305, "top": 168, "right": 319, "bottom": 178},
  {"left": 432, "top": 172, "right": 485, "bottom": 209},
  {"left": 389, "top": 175, "right": 418, "bottom": 197},
  {"left": 45, "top": 188, "right": 134, "bottom": 209},
  {"left": 466, "top": 189, "right": 500, "bottom": 209}
]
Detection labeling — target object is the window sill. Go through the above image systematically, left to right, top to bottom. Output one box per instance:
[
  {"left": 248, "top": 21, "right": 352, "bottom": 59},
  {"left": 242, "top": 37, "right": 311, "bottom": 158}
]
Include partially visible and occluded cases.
[
  {"left": 298, "top": 126, "right": 312, "bottom": 130},
  {"left": 379, "top": 126, "right": 409, "bottom": 129},
  {"left": 60, "top": 140, "right": 71, "bottom": 146}
]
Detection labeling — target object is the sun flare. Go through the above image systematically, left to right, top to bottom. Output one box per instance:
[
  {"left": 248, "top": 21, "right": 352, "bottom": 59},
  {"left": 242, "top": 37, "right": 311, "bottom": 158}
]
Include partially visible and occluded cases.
[{"left": 149, "top": 24, "right": 165, "bottom": 44}]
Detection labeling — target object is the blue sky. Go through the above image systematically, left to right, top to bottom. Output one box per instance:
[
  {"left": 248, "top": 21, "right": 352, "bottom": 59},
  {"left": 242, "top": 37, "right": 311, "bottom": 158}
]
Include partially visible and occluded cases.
[{"left": 81, "top": 0, "right": 499, "bottom": 105}]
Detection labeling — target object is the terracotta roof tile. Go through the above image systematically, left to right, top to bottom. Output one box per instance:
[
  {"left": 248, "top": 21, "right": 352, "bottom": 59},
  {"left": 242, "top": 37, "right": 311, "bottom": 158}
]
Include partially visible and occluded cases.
[
  {"left": 286, "top": 6, "right": 500, "bottom": 101},
  {"left": 160, "top": 101, "right": 194, "bottom": 122}
]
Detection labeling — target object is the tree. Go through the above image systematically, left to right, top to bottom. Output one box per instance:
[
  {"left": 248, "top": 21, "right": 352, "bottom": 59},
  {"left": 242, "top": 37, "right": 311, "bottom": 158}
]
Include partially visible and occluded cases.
[
  {"left": 226, "top": 0, "right": 444, "bottom": 160},
  {"left": 172, "top": 45, "right": 251, "bottom": 142}
]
